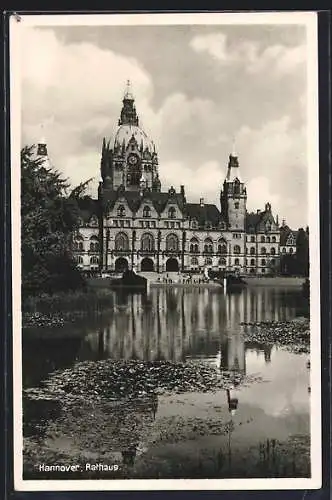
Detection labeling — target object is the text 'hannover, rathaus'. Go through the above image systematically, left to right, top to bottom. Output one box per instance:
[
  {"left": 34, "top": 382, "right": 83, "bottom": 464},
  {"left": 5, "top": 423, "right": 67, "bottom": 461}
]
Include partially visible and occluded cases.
[{"left": 38, "top": 83, "right": 299, "bottom": 275}]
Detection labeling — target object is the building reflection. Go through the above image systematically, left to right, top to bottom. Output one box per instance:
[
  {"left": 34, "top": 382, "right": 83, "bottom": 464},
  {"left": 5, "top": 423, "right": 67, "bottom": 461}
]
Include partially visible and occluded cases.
[{"left": 79, "top": 287, "right": 303, "bottom": 368}]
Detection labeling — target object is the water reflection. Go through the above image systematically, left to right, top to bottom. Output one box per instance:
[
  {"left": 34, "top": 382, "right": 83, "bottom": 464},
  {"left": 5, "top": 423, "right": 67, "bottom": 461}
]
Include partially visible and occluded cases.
[
  {"left": 23, "top": 286, "right": 310, "bottom": 478},
  {"left": 79, "top": 287, "right": 304, "bottom": 369}
]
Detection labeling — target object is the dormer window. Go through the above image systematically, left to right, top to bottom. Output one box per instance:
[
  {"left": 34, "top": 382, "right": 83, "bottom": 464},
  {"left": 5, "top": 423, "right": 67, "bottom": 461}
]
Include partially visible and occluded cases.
[
  {"left": 234, "top": 179, "right": 240, "bottom": 195},
  {"left": 117, "top": 205, "right": 126, "bottom": 217},
  {"left": 143, "top": 206, "right": 151, "bottom": 218},
  {"left": 168, "top": 207, "right": 176, "bottom": 219},
  {"left": 89, "top": 216, "right": 98, "bottom": 227},
  {"left": 191, "top": 220, "right": 198, "bottom": 229},
  {"left": 205, "top": 221, "right": 212, "bottom": 230}
]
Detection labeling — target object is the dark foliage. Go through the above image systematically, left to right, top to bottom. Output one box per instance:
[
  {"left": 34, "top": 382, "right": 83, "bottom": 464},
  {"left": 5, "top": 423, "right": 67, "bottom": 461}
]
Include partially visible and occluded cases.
[{"left": 21, "top": 146, "right": 87, "bottom": 295}]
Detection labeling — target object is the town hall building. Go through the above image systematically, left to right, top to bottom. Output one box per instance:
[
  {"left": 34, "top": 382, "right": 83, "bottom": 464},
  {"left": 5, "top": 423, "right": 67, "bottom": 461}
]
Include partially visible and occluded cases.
[{"left": 37, "top": 83, "right": 299, "bottom": 276}]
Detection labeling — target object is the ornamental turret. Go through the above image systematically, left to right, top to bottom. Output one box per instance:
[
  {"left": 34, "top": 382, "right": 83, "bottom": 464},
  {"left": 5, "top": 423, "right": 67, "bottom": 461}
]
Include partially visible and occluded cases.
[
  {"left": 100, "top": 81, "right": 159, "bottom": 192},
  {"left": 220, "top": 152, "right": 247, "bottom": 231}
]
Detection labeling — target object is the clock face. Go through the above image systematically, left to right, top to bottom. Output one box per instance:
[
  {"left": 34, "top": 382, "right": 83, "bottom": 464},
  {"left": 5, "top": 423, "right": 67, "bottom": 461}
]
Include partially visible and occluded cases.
[{"left": 128, "top": 153, "right": 138, "bottom": 166}]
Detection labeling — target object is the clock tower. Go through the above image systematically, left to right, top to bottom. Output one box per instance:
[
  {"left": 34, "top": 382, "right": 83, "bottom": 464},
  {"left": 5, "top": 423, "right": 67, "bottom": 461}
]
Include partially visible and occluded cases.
[{"left": 100, "top": 81, "right": 159, "bottom": 192}]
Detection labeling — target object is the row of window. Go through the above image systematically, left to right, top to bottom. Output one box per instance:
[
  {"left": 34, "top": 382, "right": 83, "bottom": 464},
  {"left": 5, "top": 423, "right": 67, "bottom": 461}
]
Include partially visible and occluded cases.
[
  {"left": 117, "top": 205, "right": 177, "bottom": 219},
  {"left": 114, "top": 232, "right": 179, "bottom": 252},
  {"left": 247, "top": 235, "right": 278, "bottom": 243},
  {"left": 248, "top": 247, "right": 276, "bottom": 255},
  {"left": 281, "top": 247, "right": 294, "bottom": 253},
  {"left": 74, "top": 255, "right": 276, "bottom": 268},
  {"left": 74, "top": 256, "right": 99, "bottom": 264},
  {"left": 189, "top": 257, "right": 276, "bottom": 266}
]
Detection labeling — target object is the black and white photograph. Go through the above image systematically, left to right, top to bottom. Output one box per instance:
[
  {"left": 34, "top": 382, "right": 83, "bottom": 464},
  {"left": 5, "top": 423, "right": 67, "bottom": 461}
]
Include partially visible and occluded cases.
[{"left": 10, "top": 12, "right": 321, "bottom": 491}]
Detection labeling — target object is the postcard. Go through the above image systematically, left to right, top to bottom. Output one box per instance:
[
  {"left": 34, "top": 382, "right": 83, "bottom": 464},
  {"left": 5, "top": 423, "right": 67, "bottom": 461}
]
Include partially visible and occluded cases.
[{"left": 10, "top": 11, "right": 321, "bottom": 491}]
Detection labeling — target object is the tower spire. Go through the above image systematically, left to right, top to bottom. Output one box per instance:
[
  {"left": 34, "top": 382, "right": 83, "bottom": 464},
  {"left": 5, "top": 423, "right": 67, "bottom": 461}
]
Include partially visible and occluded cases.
[
  {"left": 124, "top": 79, "right": 134, "bottom": 100},
  {"left": 118, "top": 80, "right": 139, "bottom": 126},
  {"left": 36, "top": 122, "right": 48, "bottom": 158}
]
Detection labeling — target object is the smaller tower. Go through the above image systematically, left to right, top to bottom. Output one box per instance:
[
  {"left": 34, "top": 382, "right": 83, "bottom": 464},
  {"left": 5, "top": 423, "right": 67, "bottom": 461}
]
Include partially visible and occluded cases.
[
  {"left": 118, "top": 80, "right": 139, "bottom": 126},
  {"left": 36, "top": 133, "right": 51, "bottom": 169},
  {"left": 220, "top": 153, "right": 247, "bottom": 231}
]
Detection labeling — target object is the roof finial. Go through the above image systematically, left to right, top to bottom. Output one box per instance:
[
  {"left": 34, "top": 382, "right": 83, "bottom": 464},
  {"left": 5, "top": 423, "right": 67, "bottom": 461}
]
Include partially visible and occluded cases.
[
  {"left": 124, "top": 79, "right": 134, "bottom": 100},
  {"left": 231, "top": 136, "right": 237, "bottom": 157}
]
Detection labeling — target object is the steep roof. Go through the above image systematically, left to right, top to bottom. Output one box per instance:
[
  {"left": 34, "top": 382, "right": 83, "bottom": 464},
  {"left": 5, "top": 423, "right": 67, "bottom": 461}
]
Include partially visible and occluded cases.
[
  {"left": 101, "top": 187, "right": 185, "bottom": 215},
  {"left": 76, "top": 197, "right": 99, "bottom": 223},
  {"left": 185, "top": 203, "right": 222, "bottom": 227},
  {"left": 245, "top": 205, "right": 277, "bottom": 232},
  {"left": 245, "top": 212, "right": 261, "bottom": 232},
  {"left": 279, "top": 225, "right": 298, "bottom": 245}
]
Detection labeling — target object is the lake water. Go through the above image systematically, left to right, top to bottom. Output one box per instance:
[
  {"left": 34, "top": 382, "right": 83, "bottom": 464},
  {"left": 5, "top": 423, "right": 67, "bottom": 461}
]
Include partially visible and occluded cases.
[{"left": 23, "top": 286, "right": 310, "bottom": 479}]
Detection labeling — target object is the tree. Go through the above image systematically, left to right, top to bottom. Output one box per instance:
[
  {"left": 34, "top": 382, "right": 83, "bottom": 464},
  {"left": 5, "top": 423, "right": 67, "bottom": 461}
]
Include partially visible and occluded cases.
[
  {"left": 21, "top": 145, "right": 87, "bottom": 295},
  {"left": 296, "top": 228, "right": 309, "bottom": 277}
]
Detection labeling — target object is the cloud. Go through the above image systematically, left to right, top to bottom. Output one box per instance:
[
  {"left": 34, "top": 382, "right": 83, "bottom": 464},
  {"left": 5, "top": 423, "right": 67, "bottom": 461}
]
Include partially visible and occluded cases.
[
  {"left": 20, "top": 26, "right": 308, "bottom": 229},
  {"left": 190, "top": 32, "right": 306, "bottom": 76},
  {"left": 160, "top": 160, "right": 223, "bottom": 205}
]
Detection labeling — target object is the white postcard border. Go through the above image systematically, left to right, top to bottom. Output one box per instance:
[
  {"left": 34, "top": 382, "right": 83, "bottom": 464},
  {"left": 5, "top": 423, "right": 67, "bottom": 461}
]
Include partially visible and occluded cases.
[{"left": 10, "top": 11, "right": 321, "bottom": 491}]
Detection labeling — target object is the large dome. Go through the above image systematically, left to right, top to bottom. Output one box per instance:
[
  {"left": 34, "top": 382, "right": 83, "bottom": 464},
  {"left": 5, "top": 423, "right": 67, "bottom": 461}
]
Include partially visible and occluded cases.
[{"left": 114, "top": 124, "right": 155, "bottom": 154}]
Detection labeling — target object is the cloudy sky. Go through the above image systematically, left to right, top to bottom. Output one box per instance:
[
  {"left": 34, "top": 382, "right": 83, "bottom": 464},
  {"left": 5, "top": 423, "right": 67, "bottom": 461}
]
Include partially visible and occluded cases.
[{"left": 20, "top": 19, "right": 310, "bottom": 229}]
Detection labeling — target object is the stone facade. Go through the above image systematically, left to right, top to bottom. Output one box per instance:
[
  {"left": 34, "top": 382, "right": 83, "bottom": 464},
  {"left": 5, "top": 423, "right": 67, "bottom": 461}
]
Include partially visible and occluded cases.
[{"left": 36, "top": 83, "right": 296, "bottom": 276}]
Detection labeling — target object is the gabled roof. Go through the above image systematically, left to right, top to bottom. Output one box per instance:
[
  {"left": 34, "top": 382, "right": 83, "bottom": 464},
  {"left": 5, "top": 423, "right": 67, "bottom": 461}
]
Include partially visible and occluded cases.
[
  {"left": 101, "top": 187, "right": 185, "bottom": 215},
  {"left": 76, "top": 197, "right": 99, "bottom": 223},
  {"left": 185, "top": 203, "right": 222, "bottom": 227},
  {"left": 245, "top": 208, "right": 277, "bottom": 232},
  {"left": 245, "top": 212, "right": 261, "bottom": 232},
  {"left": 279, "top": 225, "right": 298, "bottom": 246}
]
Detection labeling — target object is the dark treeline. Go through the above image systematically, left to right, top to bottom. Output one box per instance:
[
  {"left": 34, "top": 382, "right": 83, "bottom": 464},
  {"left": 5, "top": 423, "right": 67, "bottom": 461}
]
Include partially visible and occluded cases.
[
  {"left": 21, "top": 145, "right": 92, "bottom": 297},
  {"left": 279, "top": 227, "right": 309, "bottom": 277}
]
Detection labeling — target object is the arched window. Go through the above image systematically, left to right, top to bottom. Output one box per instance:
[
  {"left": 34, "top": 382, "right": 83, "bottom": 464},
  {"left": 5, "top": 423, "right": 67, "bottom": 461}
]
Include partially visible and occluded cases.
[
  {"left": 234, "top": 179, "right": 240, "bottom": 195},
  {"left": 234, "top": 202, "right": 239, "bottom": 209},
  {"left": 117, "top": 205, "right": 125, "bottom": 217},
  {"left": 143, "top": 206, "right": 151, "bottom": 218},
  {"left": 168, "top": 207, "right": 176, "bottom": 219},
  {"left": 89, "top": 216, "right": 98, "bottom": 227},
  {"left": 191, "top": 220, "right": 198, "bottom": 229},
  {"left": 115, "top": 232, "right": 129, "bottom": 251},
  {"left": 141, "top": 233, "right": 154, "bottom": 252},
  {"left": 166, "top": 233, "right": 179, "bottom": 251},
  {"left": 73, "top": 234, "right": 84, "bottom": 252},
  {"left": 261, "top": 235, "right": 265, "bottom": 243},
  {"left": 89, "top": 236, "right": 99, "bottom": 252},
  {"left": 250, "top": 236, "right": 255, "bottom": 242},
  {"left": 266, "top": 236, "right": 271, "bottom": 243},
  {"left": 272, "top": 236, "right": 276, "bottom": 243},
  {"left": 190, "top": 237, "right": 199, "bottom": 253},
  {"left": 204, "top": 238, "right": 213, "bottom": 253},
  {"left": 217, "top": 239, "right": 227, "bottom": 254},
  {"left": 233, "top": 245, "right": 241, "bottom": 254},
  {"left": 250, "top": 247, "right": 255, "bottom": 255},
  {"left": 261, "top": 247, "right": 267, "bottom": 255},
  {"left": 271, "top": 247, "right": 276, "bottom": 255},
  {"left": 282, "top": 247, "right": 286, "bottom": 253},
  {"left": 289, "top": 247, "right": 294, "bottom": 254},
  {"left": 75, "top": 255, "right": 83, "bottom": 264},
  {"left": 90, "top": 256, "right": 99, "bottom": 264},
  {"left": 191, "top": 257, "right": 198, "bottom": 266},
  {"left": 204, "top": 257, "right": 212, "bottom": 265},
  {"left": 218, "top": 258, "right": 226, "bottom": 266},
  {"left": 234, "top": 258, "right": 240, "bottom": 265},
  {"left": 250, "top": 258, "right": 255, "bottom": 266},
  {"left": 261, "top": 259, "right": 266, "bottom": 266},
  {"left": 270, "top": 259, "right": 276, "bottom": 266},
  {"left": 250, "top": 268, "right": 255, "bottom": 274}
]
